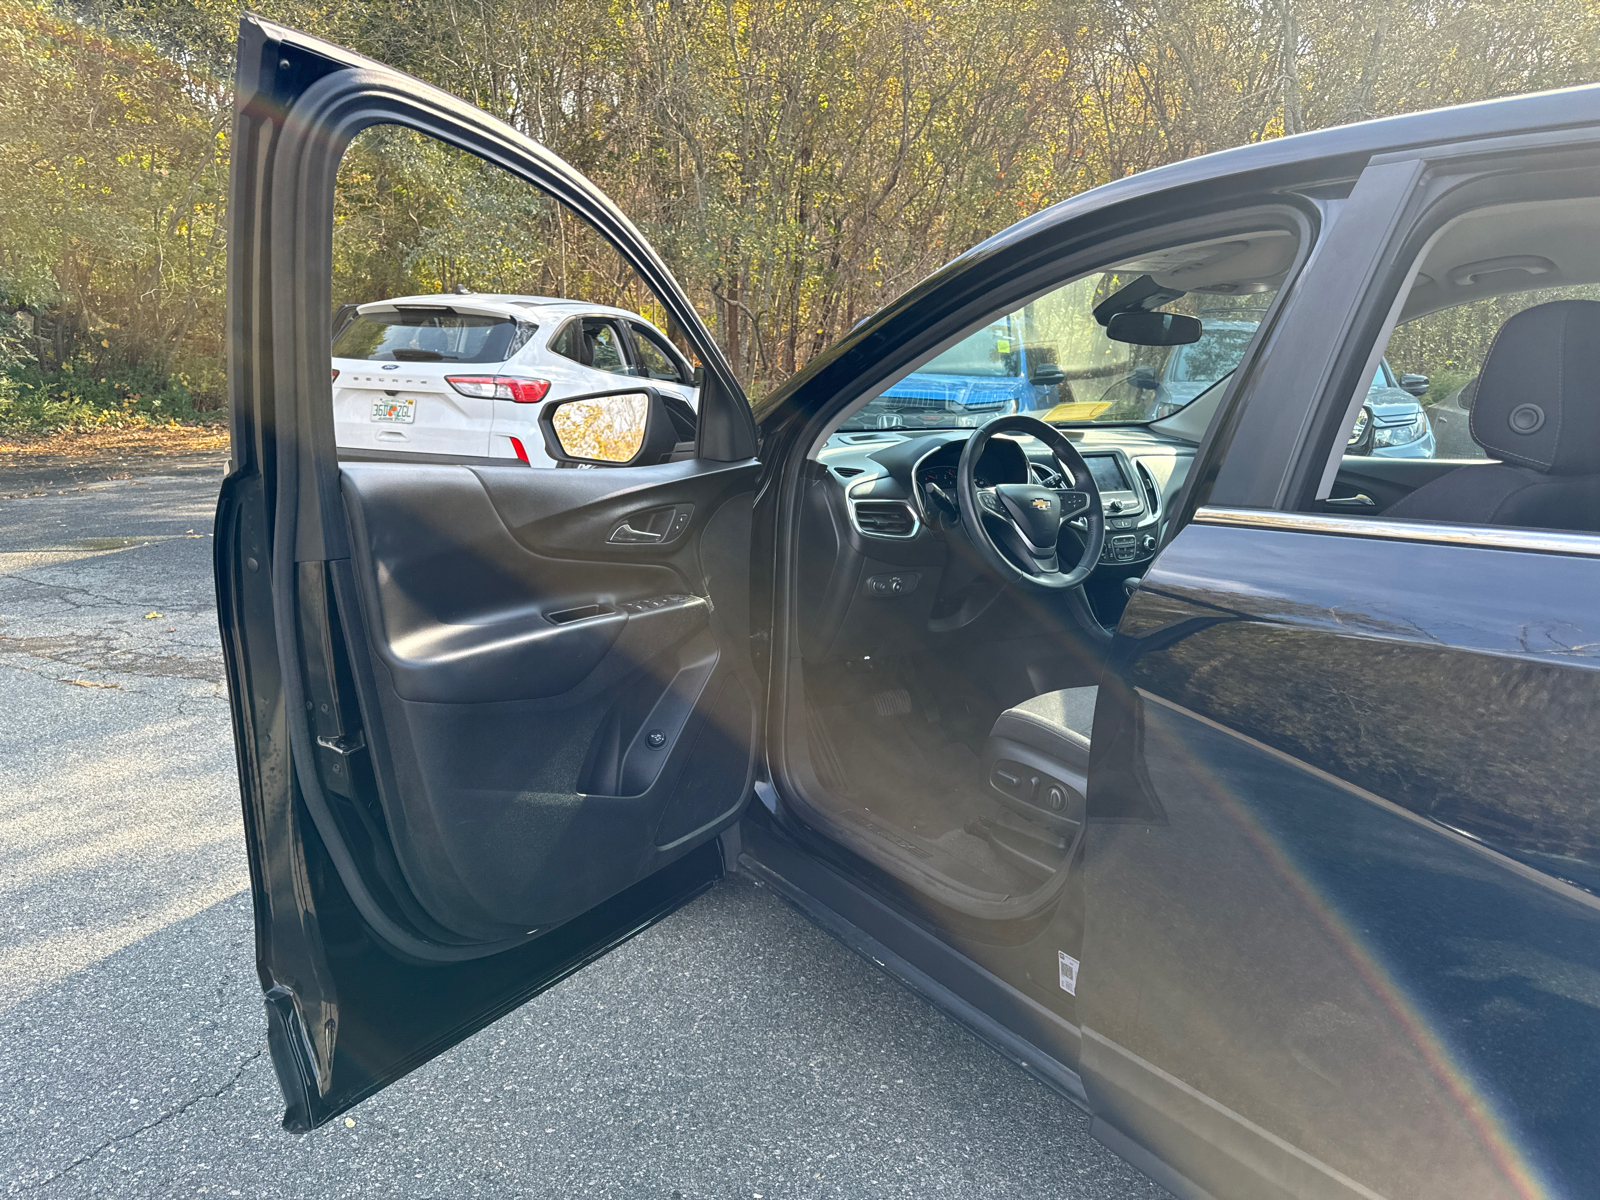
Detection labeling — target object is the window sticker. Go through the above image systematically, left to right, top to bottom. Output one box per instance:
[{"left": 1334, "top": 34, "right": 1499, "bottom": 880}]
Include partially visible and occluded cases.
[{"left": 1058, "top": 951, "right": 1079, "bottom": 996}]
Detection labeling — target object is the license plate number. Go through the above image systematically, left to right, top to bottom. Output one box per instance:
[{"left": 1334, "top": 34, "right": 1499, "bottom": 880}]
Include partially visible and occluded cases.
[{"left": 371, "top": 397, "right": 415, "bottom": 423}]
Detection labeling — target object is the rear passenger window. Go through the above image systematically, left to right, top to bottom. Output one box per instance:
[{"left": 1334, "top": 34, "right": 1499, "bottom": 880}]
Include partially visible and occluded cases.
[
  {"left": 1308, "top": 193, "right": 1600, "bottom": 532},
  {"left": 549, "top": 321, "right": 583, "bottom": 364},
  {"left": 586, "top": 322, "right": 628, "bottom": 374},
  {"left": 630, "top": 324, "right": 686, "bottom": 383}
]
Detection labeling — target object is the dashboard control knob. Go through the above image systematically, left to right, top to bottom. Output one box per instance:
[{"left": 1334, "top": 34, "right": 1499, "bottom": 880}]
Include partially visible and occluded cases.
[
  {"left": 1108, "top": 499, "right": 1123, "bottom": 513},
  {"left": 1140, "top": 534, "right": 1157, "bottom": 553}
]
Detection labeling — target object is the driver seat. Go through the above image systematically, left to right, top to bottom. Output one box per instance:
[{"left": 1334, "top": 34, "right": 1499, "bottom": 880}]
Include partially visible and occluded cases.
[{"left": 980, "top": 687, "right": 1096, "bottom": 834}]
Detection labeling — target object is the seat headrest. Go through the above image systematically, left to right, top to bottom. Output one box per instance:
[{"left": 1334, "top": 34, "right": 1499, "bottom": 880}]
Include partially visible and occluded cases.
[{"left": 1471, "top": 299, "right": 1600, "bottom": 474}]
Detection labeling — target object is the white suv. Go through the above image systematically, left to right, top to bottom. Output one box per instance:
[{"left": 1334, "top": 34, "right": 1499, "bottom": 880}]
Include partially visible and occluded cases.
[{"left": 331, "top": 294, "right": 700, "bottom": 467}]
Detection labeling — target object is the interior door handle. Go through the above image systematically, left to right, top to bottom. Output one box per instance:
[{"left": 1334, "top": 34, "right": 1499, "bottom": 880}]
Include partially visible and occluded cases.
[
  {"left": 607, "top": 504, "right": 693, "bottom": 545},
  {"left": 608, "top": 521, "right": 665, "bottom": 544}
]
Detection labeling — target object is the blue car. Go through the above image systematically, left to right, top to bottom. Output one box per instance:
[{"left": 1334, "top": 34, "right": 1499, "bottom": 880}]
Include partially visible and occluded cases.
[
  {"left": 846, "top": 316, "right": 1057, "bottom": 429},
  {"left": 1150, "top": 319, "right": 1435, "bottom": 456}
]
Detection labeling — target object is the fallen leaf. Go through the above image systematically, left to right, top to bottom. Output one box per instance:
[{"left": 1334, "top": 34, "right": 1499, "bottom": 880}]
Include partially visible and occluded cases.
[
  {"left": 143, "top": 612, "right": 162, "bottom": 619},
  {"left": 67, "top": 679, "right": 119, "bottom": 689},
  {"left": 344, "top": 1117, "right": 356, "bottom": 1128}
]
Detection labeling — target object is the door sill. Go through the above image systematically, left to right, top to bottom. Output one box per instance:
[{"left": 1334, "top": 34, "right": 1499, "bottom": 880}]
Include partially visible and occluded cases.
[{"left": 737, "top": 814, "right": 1089, "bottom": 1111}]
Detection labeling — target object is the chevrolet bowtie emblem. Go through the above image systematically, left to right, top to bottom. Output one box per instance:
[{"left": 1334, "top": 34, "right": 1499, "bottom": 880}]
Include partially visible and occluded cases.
[{"left": 1031, "top": 497, "right": 1051, "bottom": 510}]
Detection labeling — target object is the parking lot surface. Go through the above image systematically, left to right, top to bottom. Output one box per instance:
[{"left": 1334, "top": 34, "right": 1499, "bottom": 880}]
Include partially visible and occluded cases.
[{"left": 0, "top": 467, "right": 1166, "bottom": 1199}]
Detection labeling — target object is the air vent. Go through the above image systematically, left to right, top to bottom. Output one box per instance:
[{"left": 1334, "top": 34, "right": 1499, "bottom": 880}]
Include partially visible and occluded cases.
[
  {"left": 1134, "top": 460, "right": 1161, "bottom": 516},
  {"left": 833, "top": 466, "right": 865, "bottom": 478},
  {"left": 853, "top": 500, "right": 917, "bottom": 537}
]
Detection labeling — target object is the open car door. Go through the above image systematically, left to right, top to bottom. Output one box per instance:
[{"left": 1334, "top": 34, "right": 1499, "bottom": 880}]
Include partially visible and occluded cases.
[{"left": 217, "top": 18, "right": 764, "bottom": 1130}]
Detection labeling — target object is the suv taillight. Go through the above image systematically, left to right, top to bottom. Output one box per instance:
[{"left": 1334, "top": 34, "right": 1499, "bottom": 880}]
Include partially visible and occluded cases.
[{"left": 445, "top": 375, "right": 551, "bottom": 404}]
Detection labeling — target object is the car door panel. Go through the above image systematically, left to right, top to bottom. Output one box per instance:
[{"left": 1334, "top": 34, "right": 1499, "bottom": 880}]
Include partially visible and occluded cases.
[
  {"left": 221, "top": 17, "right": 761, "bottom": 1128},
  {"left": 337, "top": 462, "right": 760, "bottom": 937},
  {"left": 1083, "top": 517, "right": 1600, "bottom": 1200}
]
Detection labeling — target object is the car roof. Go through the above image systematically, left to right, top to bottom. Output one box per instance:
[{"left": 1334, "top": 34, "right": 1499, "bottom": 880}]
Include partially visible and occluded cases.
[{"left": 354, "top": 294, "right": 658, "bottom": 326}]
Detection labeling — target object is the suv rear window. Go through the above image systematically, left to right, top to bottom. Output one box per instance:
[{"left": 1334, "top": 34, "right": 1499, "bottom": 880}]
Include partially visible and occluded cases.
[{"left": 333, "top": 310, "right": 531, "bottom": 363}]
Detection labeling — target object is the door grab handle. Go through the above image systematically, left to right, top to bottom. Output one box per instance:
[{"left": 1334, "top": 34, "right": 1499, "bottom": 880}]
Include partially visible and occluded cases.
[{"left": 609, "top": 521, "right": 664, "bottom": 544}]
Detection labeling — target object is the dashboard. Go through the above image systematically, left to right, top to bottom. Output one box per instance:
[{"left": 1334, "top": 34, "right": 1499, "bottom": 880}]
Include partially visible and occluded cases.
[
  {"left": 797, "top": 425, "right": 1195, "bottom": 660},
  {"left": 818, "top": 426, "right": 1189, "bottom": 567}
]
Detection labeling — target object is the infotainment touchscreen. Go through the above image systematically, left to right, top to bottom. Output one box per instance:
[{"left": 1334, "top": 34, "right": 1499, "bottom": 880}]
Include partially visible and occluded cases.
[{"left": 1083, "top": 455, "right": 1131, "bottom": 493}]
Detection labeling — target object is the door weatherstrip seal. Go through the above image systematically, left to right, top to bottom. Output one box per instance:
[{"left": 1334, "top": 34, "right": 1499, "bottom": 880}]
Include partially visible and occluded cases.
[{"left": 1194, "top": 505, "right": 1600, "bottom": 558}]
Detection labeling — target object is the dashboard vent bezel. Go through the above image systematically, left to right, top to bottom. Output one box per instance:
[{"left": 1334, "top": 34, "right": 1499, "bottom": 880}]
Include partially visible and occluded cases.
[
  {"left": 1134, "top": 459, "right": 1162, "bottom": 520},
  {"left": 850, "top": 499, "right": 920, "bottom": 539}
]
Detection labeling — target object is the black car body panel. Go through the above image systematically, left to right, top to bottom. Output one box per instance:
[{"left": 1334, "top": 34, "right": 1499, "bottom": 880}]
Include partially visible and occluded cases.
[{"left": 1084, "top": 515, "right": 1600, "bottom": 1197}]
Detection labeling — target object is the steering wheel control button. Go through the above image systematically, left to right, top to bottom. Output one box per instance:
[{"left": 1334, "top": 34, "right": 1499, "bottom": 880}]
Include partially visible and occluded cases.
[{"left": 866, "top": 572, "right": 919, "bottom": 598}]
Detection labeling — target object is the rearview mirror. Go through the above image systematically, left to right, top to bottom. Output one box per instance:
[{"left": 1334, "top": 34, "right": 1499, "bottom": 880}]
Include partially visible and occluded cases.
[
  {"left": 1105, "top": 310, "right": 1202, "bottom": 347},
  {"left": 539, "top": 388, "right": 677, "bottom": 467}
]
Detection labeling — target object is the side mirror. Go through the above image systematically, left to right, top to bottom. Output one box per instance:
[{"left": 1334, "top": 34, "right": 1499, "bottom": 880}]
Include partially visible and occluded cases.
[
  {"left": 1106, "top": 310, "right": 1202, "bottom": 347},
  {"left": 1029, "top": 361, "right": 1066, "bottom": 387},
  {"left": 1129, "top": 363, "right": 1160, "bottom": 391},
  {"left": 690, "top": 365, "right": 705, "bottom": 387},
  {"left": 1399, "top": 373, "right": 1429, "bottom": 397},
  {"left": 539, "top": 387, "right": 678, "bottom": 467},
  {"left": 1347, "top": 404, "right": 1375, "bottom": 455}
]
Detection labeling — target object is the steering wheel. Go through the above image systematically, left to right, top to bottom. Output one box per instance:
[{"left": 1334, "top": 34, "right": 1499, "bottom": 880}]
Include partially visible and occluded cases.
[{"left": 955, "top": 415, "right": 1105, "bottom": 591}]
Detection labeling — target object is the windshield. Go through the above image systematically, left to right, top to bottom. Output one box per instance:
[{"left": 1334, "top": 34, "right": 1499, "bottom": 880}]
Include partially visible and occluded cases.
[
  {"left": 839, "top": 262, "right": 1283, "bottom": 432},
  {"left": 333, "top": 310, "right": 529, "bottom": 363},
  {"left": 917, "top": 321, "right": 1021, "bottom": 378},
  {"left": 1165, "top": 327, "right": 1259, "bottom": 383}
]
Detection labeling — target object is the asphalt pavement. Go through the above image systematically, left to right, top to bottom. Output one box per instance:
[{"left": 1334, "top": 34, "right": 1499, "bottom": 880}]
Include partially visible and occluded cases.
[{"left": 0, "top": 465, "right": 1168, "bottom": 1199}]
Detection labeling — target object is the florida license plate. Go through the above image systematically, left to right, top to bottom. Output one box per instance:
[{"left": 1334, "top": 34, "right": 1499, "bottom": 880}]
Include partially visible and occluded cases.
[{"left": 371, "top": 397, "right": 415, "bottom": 423}]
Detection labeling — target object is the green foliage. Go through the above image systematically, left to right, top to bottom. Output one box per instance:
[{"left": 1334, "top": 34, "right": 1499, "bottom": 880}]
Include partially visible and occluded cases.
[
  {"left": 4, "top": 0, "right": 1600, "bottom": 414},
  {"left": 0, "top": 358, "right": 215, "bottom": 434}
]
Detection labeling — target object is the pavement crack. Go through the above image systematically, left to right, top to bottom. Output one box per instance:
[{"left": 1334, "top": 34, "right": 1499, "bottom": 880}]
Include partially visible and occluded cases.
[{"left": 15, "top": 1046, "right": 266, "bottom": 1194}]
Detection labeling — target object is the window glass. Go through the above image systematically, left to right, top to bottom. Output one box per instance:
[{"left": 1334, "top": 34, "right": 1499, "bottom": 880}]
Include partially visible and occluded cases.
[
  {"left": 330, "top": 124, "right": 696, "bottom": 467},
  {"left": 1309, "top": 194, "right": 1600, "bottom": 521},
  {"left": 841, "top": 231, "right": 1294, "bottom": 432},
  {"left": 333, "top": 311, "right": 528, "bottom": 363},
  {"left": 586, "top": 321, "right": 628, "bottom": 374},
  {"left": 549, "top": 322, "right": 583, "bottom": 364},
  {"left": 630, "top": 324, "right": 687, "bottom": 383}
]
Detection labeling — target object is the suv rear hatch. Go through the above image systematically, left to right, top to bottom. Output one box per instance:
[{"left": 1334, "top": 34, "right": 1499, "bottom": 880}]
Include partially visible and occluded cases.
[{"left": 331, "top": 303, "right": 533, "bottom": 459}]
